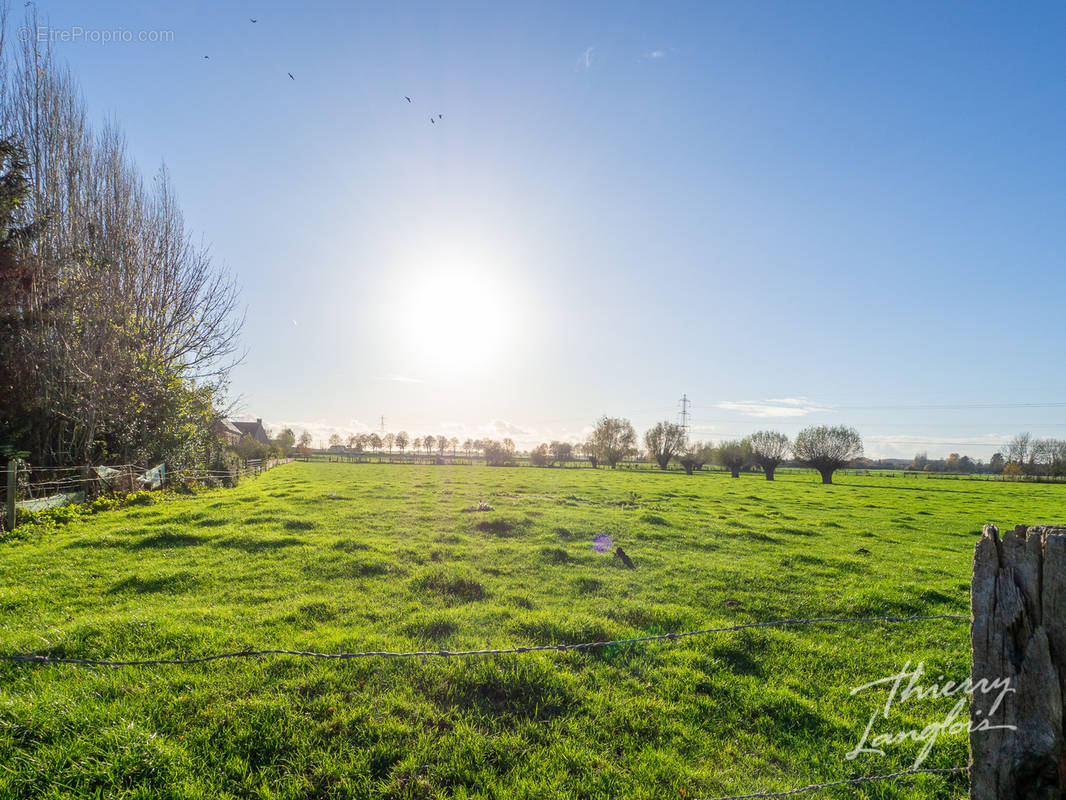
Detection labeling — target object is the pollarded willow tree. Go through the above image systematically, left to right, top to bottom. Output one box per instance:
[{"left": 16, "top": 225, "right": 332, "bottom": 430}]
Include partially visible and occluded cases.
[
  {"left": 0, "top": 13, "right": 242, "bottom": 468},
  {"left": 588, "top": 416, "right": 637, "bottom": 469},
  {"left": 643, "top": 421, "right": 687, "bottom": 471},
  {"left": 793, "top": 425, "right": 863, "bottom": 484},
  {"left": 748, "top": 430, "right": 790, "bottom": 481},
  {"left": 714, "top": 439, "right": 749, "bottom": 478}
]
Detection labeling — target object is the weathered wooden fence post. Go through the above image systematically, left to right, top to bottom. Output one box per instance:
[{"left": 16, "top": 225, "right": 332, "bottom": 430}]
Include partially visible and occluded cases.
[
  {"left": 4, "top": 460, "right": 17, "bottom": 532},
  {"left": 971, "top": 523, "right": 1065, "bottom": 799}
]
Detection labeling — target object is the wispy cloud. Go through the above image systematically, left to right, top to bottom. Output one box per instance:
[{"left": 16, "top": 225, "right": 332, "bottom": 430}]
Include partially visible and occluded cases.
[
  {"left": 638, "top": 47, "right": 675, "bottom": 62},
  {"left": 376, "top": 373, "right": 423, "bottom": 384},
  {"left": 715, "top": 397, "right": 831, "bottom": 418},
  {"left": 264, "top": 419, "right": 371, "bottom": 446},
  {"left": 493, "top": 419, "right": 528, "bottom": 436},
  {"left": 864, "top": 433, "right": 1013, "bottom": 459},
  {"left": 867, "top": 433, "right": 1013, "bottom": 449}
]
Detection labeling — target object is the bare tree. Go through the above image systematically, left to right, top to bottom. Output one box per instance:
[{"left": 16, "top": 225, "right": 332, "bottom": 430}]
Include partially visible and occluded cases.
[
  {"left": 0, "top": 16, "right": 242, "bottom": 468},
  {"left": 588, "top": 416, "right": 636, "bottom": 469},
  {"left": 644, "top": 421, "right": 687, "bottom": 470},
  {"left": 793, "top": 425, "right": 863, "bottom": 484},
  {"left": 396, "top": 430, "right": 409, "bottom": 455},
  {"left": 748, "top": 430, "right": 790, "bottom": 480},
  {"left": 1006, "top": 432, "right": 1032, "bottom": 473},
  {"left": 483, "top": 438, "right": 515, "bottom": 466},
  {"left": 549, "top": 440, "right": 572, "bottom": 466},
  {"left": 530, "top": 443, "right": 550, "bottom": 466}
]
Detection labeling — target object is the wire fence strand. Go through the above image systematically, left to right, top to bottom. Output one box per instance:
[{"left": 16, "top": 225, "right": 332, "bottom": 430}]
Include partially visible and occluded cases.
[
  {"left": 0, "top": 613, "right": 968, "bottom": 668},
  {"left": 696, "top": 766, "right": 968, "bottom": 800}
]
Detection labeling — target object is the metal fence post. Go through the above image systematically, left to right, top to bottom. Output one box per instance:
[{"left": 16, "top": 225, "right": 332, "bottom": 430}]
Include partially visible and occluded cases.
[{"left": 5, "top": 460, "right": 17, "bottom": 532}]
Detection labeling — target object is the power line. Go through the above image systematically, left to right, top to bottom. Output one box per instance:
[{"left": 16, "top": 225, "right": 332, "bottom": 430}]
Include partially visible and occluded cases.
[{"left": 693, "top": 401, "right": 1066, "bottom": 412}]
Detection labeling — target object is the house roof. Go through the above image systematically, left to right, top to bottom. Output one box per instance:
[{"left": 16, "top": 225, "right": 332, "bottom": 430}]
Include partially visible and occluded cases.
[
  {"left": 216, "top": 419, "right": 242, "bottom": 435},
  {"left": 232, "top": 419, "right": 271, "bottom": 444}
]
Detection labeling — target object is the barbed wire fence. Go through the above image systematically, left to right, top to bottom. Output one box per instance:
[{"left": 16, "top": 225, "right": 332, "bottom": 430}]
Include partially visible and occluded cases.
[{"left": 1, "top": 611, "right": 972, "bottom": 797}]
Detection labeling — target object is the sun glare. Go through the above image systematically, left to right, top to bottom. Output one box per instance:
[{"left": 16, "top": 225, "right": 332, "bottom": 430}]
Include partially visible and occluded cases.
[{"left": 403, "top": 265, "right": 510, "bottom": 373}]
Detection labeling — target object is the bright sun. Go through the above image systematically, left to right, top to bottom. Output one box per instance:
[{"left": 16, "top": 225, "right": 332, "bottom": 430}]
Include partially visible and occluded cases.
[{"left": 403, "top": 266, "right": 510, "bottom": 372}]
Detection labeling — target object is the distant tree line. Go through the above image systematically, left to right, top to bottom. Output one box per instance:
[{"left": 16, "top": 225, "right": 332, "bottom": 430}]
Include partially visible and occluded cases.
[
  {"left": 306, "top": 417, "right": 870, "bottom": 485},
  {"left": 291, "top": 421, "right": 1066, "bottom": 484},
  {"left": 903, "top": 433, "right": 1066, "bottom": 478}
]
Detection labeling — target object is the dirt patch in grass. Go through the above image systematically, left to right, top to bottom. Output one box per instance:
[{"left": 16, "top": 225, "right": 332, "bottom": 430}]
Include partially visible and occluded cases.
[
  {"left": 640, "top": 513, "right": 669, "bottom": 526},
  {"left": 474, "top": 518, "right": 521, "bottom": 536},
  {"left": 539, "top": 546, "right": 572, "bottom": 565},
  {"left": 413, "top": 568, "right": 488, "bottom": 603},
  {"left": 574, "top": 577, "right": 602, "bottom": 594},
  {"left": 285, "top": 601, "right": 338, "bottom": 626},
  {"left": 404, "top": 613, "right": 458, "bottom": 640},
  {"left": 432, "top": 659, "right": 576, "bottom": 719}
]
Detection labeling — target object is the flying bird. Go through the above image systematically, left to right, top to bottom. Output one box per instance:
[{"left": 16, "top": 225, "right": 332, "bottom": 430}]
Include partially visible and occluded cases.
[
  {"left": 250, "top": 18, "right": 257, "bottom": 23},
  {"left": 203, "top": 55, "right": 210, "bottom": 59},
  {"left": 288, "top": 72, "right": 295, "bottom": 80},
  {"left": 404, "top": 96, "right": 411, "bottom": 103},
  {"left": 438, "top": 114, "right": 442, "bottom": 119},
  {"left": 430, "top": 117, "right": 435, "bottom": 124}
]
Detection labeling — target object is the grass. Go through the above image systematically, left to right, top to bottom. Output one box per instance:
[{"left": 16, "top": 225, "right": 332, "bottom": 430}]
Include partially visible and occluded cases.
[{"left": 1, "top": 461, "right": 1063, "bottom": 799}]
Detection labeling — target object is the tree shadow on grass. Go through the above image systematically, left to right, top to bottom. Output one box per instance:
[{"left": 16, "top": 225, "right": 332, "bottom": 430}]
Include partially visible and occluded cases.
[
  {"left": 833, "top": 482, "right": 981, "bottom": 495},
  {"left": 195, "top": 517, "right": 234, "bottom": 528},
  {"left": 132, "top": 531, "right": 205, "bottom": 549},
  {"left": 213, "top": 536, "right": 305, "bottom": 551},
  {"left": 108, "top": 571, "right": 200, "bottom": 594}
]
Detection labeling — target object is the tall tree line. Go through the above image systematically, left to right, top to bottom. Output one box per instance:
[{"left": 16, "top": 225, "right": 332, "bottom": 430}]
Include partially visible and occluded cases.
[{"left": 0, "top": 7, "right": 242, "bottom": 468}]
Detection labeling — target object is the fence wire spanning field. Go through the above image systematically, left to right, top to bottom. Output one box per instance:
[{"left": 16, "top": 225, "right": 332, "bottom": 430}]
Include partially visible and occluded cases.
[
  {"left": 1, "top": 611, "right": 972, "bottom": 797},
  {"left": 0, "top": 612, "right": 969, "bottom": 666},
  {"left": 697, "top": 766, "right": 968, "bottom": 800}
]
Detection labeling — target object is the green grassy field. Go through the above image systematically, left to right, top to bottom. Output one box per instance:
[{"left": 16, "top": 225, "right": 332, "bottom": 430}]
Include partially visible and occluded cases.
[{"left": 2, "top": 462, "right": 1063, "bottom": 799}]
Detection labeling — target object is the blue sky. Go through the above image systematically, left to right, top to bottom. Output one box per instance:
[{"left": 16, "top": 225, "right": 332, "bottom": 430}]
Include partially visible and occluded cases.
[{"left": 25, "top": 0, "right": 1066, "bottom": 456}]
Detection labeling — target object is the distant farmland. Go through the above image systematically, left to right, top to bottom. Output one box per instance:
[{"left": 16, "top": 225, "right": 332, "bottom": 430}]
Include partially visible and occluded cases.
[{"left": 2, "top": 462, "right": 1063, "bottom": 799}]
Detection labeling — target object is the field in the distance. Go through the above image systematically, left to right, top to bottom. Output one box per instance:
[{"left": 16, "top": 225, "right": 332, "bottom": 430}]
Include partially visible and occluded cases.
[{"left": 3, "top": 462, "right": 1064, "bottom": 799}]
